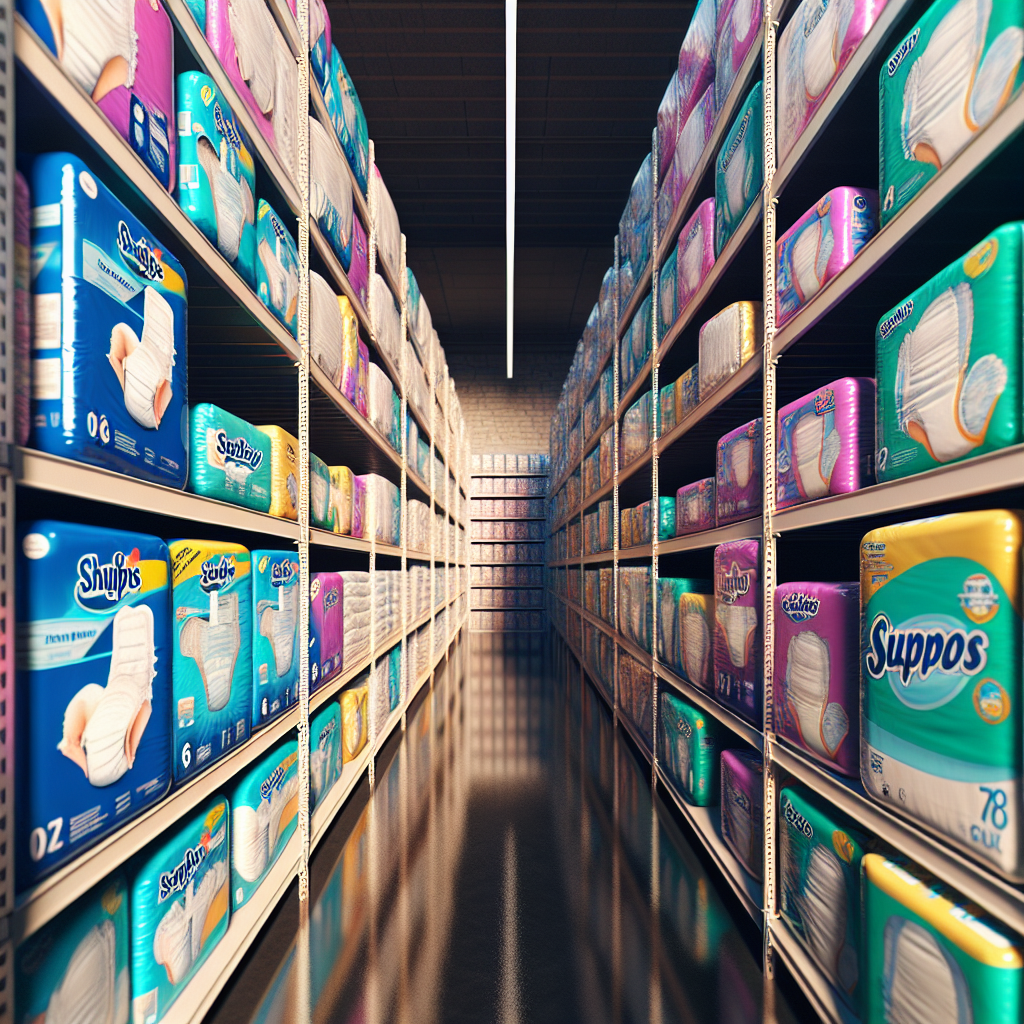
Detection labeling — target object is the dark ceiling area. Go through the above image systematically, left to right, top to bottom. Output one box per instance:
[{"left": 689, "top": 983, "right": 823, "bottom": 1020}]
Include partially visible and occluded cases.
[{"left": 326, "top": 0, "right": 694, "bottom": 424}]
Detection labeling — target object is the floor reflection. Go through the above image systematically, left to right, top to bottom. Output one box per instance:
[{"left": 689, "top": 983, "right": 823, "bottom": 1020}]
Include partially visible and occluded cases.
[{"left": 210, "top": 632, "right": 805, "bottom": 1024}]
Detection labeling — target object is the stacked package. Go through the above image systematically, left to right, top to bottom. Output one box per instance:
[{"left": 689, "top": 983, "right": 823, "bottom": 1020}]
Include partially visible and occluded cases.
[
  {"left": 714, "top": 0, "right": 763, "bottom": 109},
  {"left": 325, "top": 47, "right": 369, "bottom": 191},
  {"left": 714, "top": 82, "right": 763, "bottom": 255},
  {"left": 658, "top": 85, "right": 717, "bottom": 242},
  {"left": 309, "top": 115, "right": 353, "bottom": 268},
  {"left": 618, "top": 156, "right": 653, "bottom": 309},
  {"left": 373, "top": 168, "right": 402, "bottom": 283},
  {"left": 676, "top": 198, "right": 717, "bottom": 314},
  {"left": 256, "top": 200, "right": 299, "bottom": 335},
  {"left": 310, "top": 271, "right": 344, "bottom": 387},
  {"left": 370, "top": 274, "right": 403, "bottom": 368},
  {"left": 620, "top": 296, "right": 653, "bottom": 392},
  {"left": 698, "top": 302, "right": 761, "bottom": 398},
  {"left": 367, "top": 363, "right": 401, "bottom": 452},
  {"left": 621, "top": 392, "right": 653, "bottom": 466},
  {"left": 189, "top": 404, "right": 272, "bottom": 512},
  {"left": 716, "top": 418, "right": 763, "bottom": 523},
  {"left": 257, "top": 425, "right": 300, "bottom": 520},
  {"left": 354, "top": 474, "right": 401, "bottom": 546},
  {"left": 676, "top": 477, "right": 717, "bottom": 535},
  {"left": 407, "top": 499, "right": 431, "bottom": 552},
  {"left": 714, "top": 539, "right": 761, "bottom": 724},
  {"left": 251, "top": 549, "right": 300, "bottom": 728},
  {"left": 619, "top": 566, "right": 653, "bottom": 653},
  {"left": 310, "top": 571, "right": 343, "bottom": 689},
  {"left": 339, "top": 571, "right": 372, "bottom": 669},
  {"left": 657, "top": 576, "right": 714, "bottom": 678},
  {"left": 619, "top": 651, "right": 654, "bottom": 743},
  {"left": 340, "top": 675, "right": 369, "bottom": 762},
  {"left": 659, "top": 690, "right": 725, "bottom": 806},
  {"left": 310, "top": 700, "right": 342, "bottom": 813},
  {"left": 720, "top": 748, "right": 763, "bottom": 879}
]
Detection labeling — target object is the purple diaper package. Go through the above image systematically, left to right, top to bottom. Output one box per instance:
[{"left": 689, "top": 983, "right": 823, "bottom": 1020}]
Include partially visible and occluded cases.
[
  {"left": 19, "top": 0, "right": 176, "bottom": 190},
  {"left": 678, "top": 0, "right": 718, "bottom": 125},
  {"left": 715, "top": 0, "right": 764, "bottom": 110},
  {"left": 657, "top": 85, "right": 717, "bottom": 241},
  {"left": 777, "top": 187, "right": 879, "bottom": 326},
  {"left": 677, "top": 198, "right": 717, "bottom": 315},
  {"left": 349, "top": 214, "right": 370, "bottom": 310},
  {"left": 776, "top": 377, "right": 875, "bottom": 508},
  {"left": 716, "top": 418, "right": 762, "bottom": 524},
  {"left": 676, "top": 478, "right": 717, "bottom": 535},
  {"left": 714, "top": 538, "right": 761, "bottom": 724},
  {"left": 310, "top": 571, "right": 343, "bottom": 691},
  {"left": 774, "top": 581, "right": 859, "bottom": 777},
  {"left": 720, "top": 748, "right": 764, "bottom": 880}
]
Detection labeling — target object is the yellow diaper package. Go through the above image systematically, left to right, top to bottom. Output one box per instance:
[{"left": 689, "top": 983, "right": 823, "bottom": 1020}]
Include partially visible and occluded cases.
[{"left": 256, "top": 425, "right": 299, "bottom": 520}]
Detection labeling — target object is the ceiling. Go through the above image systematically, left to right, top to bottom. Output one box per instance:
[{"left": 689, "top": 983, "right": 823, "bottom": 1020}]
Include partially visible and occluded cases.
[{"left": 326, "top": 0, "right": 694, "bottom": 381}]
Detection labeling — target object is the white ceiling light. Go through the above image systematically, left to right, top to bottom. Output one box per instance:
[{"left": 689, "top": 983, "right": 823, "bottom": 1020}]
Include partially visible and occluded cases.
[{"left": 506, "top": 0, "right": 516, "bottom": 378}]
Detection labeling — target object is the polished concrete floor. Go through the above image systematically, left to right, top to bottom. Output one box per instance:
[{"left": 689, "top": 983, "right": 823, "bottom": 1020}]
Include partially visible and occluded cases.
[{"left": 211, "top": 631, "right": 810, "bottom": 1024}]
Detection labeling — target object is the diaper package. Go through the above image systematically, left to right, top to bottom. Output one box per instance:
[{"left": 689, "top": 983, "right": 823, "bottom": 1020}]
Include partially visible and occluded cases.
[
  {"left": 20, "top": 0, "right": 175, "bottom": 188},
  {"left": 306, "top": 0, "right": 333, "bottom": 92},
  {"left": 678, "top": 0, "right": 718, "bottom": 129},
  {"left": 715, "top": 0, "right": 764, "bottom": 110},
  {"left": 778, "top": 0, "right": 889, "bottom": 163},
  {"left": 879, "top": 0, "right": 1024, "bottom": 226},
  {"left": 325, "top": 47, "right": 369, "bottom": 192},
  {"left": 176, "top": 72, "right": 256, "bottom": 286},
  {"left": 715, "top": 82, "right": 764, "bottom": 255},
  {"left": 657, "top": 85, "right": 716, "bottom": 242},
  {"left": 309, "top": 115, "right": 353, "bottom": 270},
  {"left": 30, "top": 153, "right": 188, "bottom": 487},
  {"left": 373, "top": 169, "right": 402, "bottom": 284},
  {"left": 777, "top": 187, "right": 879, "bottom": 326},
  {"left": 676, "top": 197, "right": 717, "bottom": 314},
  {"left": 256, "top": 201, "right": 299, "bottom": 335},
  {"left": 350, "top": 214, "right": 371, "bottom": 308},
  {"left": 875, "top": 223, "right": 1023, "bottom": 482},
  {"left": 659, "top": 249, "right": 679, "bottom": 340},
  {"left": 310, "top": 270, "right": 343, "bottom": 387},
  {"left": 338, "top": 296, "right": 362, "bottom": 403},
  {"left": 698, "top": 301, "right": 762, "bottom": 398},
  {"left": 367, "top": 362, "right": 398, "bottom": 449},
  {"left": 777, "top": 377, "right": 875, "bottom": 507},
  {"left": 188, "top": 404, "right": 272, "bottom": 512},
  {"left": 716, "top": 418, "right": 763, "bottom": 523},
  {"left": 256, "top": 425, "right": 299, "bottom": 520},
  {"left": 310, "top": 452, "right": 333, "bottom": 530},
  {"left": 329, "top": 465, "right": 354, "bottom": 535},
  {"left": 357, "top": 474, "right": 401, "bottom": 546},
  {"left": 676, "top": 477, "right": 717, "bottom": 535},
  {"left": 861, "top": 509, "right": 1024, "bottom": 878},
  {"left": 16, "top": 521, "right": 172, "bottom": 889},
  {"left": 714, "top": 539, "right": 761, "bottom": 724},
  {"left": 169, "top": 541, "right": 252, "bottom": 785},
  {"left": 251, "top": 550, "right": 299, "bottom": 728},
  {"left": 340, "top": 571, "right": 371, "bottom": 668},
  {"left": 310, "top": 572, "right": 344, "bottom": 691},
  {"left": 657, "top": 576, "right": 713, "bottom": 670},
  {"left": 775, "top": 581, "right": 860, "bottom": 777},
  {"left": 679, "top": 592, "right": 717, "bottom": 693},
  {"left": 341, "top": 678, "right": 369, "bottom": 762},
  {"left": 658, "top": 690, "right": 725, "bottom": 806},
  {"left": 310, "top": 701, "right": 342, "bottom": 813},
  {"left": 229, "top": 739, "right": 298, "bottom": 910},
  {"left": 720, "top": 748, "right": 763, "bottom": 880},
  {"left": 779, "top": 785, "right": 868, "bottom": 1006},
  {"left": 130, "top": 797, "right": 230, "bottom": 1021},
  {"left": 863, "top": 853, "right": 1024, "bottom": 1023},
  {"left": 16, "top": 873, "right": 130, "bottom": 1024}
]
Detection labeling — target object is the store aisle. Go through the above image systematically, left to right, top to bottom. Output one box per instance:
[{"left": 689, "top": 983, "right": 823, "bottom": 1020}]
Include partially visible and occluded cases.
[{"left": 209, "top": 632, "right": 802, "bottom": 1024}]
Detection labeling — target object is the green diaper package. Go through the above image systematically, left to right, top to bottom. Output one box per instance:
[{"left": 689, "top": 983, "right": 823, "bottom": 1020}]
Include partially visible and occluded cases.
[{"left": 657, "top": 689, "right": 724, "bottom": 806}]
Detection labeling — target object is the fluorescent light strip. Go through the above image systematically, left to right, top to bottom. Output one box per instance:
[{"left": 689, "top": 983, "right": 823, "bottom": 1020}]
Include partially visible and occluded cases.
[{"left": 506, "top": 0, "right": 516, "bottom": 378}]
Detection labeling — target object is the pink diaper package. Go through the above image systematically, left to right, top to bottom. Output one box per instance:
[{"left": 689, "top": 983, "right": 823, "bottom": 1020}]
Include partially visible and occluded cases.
[
  {"left": 677, "top": 0, "right": 718, "bottom": 133},
  {"left": 714, "top": 0, "right": 763, "bottom": 110},
  {"left": 657, "top": 85, "right": 717, "bottom": 240},
  {"left": 777, "top": 187, "right": 879, "bottom": 326},
  {"left": 676, "top": 197, "right": 717, "bottom": 315},
  {"left": 349, "top": 214, "right": 370, "bottom": 310},
  {"left": 777, "top": 377, "right": 875, "bottom": 508},
  {"left": 716, "top": 418, "right": 762, "bottom": 524},
  {"left": 676, "top": 478, "right": 717, "bottom": 534},
  {"left": 714, "top": 539, "right": 761, "bottom": 725},
  {"left": 310, "top": 571, "right": 344, "bottom": 691},
  {"left": 774, "top": 581, "right": 860, "bottom": 777},
  {"left": 720, "top": 748, "right": 764, "bottom": 878}
]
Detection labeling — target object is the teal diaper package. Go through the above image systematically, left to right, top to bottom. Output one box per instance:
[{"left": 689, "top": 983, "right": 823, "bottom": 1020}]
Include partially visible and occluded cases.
[
  {"left": 255, "top": 200, "right": 299, "bottom": 336},
  {"left": 875, "top": 223, "right": 1023, "bottom": 483},
  {"left": 188, "top": 403, "right": 273, "bottom": 512},
  {"left": 310, "top": 452, "right": 333, "bottom": 530},
  {"left": 861, "top": 510, "right": 1024, "bottom": 879},
  {"left": 251, "top": 550, "right": 300, "bottom": 728},
  {"left": 657, "top": 689, "right": 724, "bottom": 806},
  {"left": 310, "top": 700, "right": 342, "bottom": 814},
  {"left": 229, "top": 739, "right": 299, "bottom": 910},
  {"left": 130, "top": 797, "right": 230, "bottom": 1023},
  {"left": 16, "top": 873, "right": 130, "bottom": 1023}
]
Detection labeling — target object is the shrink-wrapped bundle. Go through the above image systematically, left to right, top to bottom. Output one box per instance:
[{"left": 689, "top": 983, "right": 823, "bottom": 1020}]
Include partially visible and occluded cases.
[
  {"left": 714, "top": 0, "right": 763, "bottom": 110},
  {"left": 324, "top": 47, "right": 369, "bottom": 191},
  {"left": 714, "top": 82, "right": 763, "bottom": 255},
  {"left": 657, "top": 85, "right": 717, "bottom": 241},
  {"left": 309, "top": 115, "right": 353, "bottom": 268},
  {"left": 373, "top": 167, "right": 401, "bottom": 283},
  {"left": 676, "top": 198, "right": 716, "bottom": 314},
  {"left": 256, "top": 200, "right": 299, "bottom": 335},
  {"left": 310, "top": 271, "right": 343, "bottom": 387},
  {"left": 370, "top": 274, "right": 402, "bottom": 366},
  {"left": 698, "top": 301, "right": 762, "bottom": 398},
  {"left": 366, "top": 363, "right": 397, "bottom": 448},
  {"left": 188, "top": 404, "right": 272, "bottom": 512},
  {"left": 716, "top": 418, "right": 762, "bottom": 524},
  {"left": 256, "top": 425, "right": 299, "bottom": 520},
  {"left": 329, "top": 466, "right": 354, "bottom": 535},
  {"left": 676, "top": 478, "right": 716, "bottom": 535},
  {"left": 714, "top": 538, "right": 761, "bottom": 724},
  {"left": 251, "top": 549, "right": 299, "bottom": 727},
  {"left": 310, "top": 572, "right": 344, "bottom": 687},
  {"left": 659, "top": 690, "right": 725, "bottom": 806},
  {"left": 720, "top": 749, "right": 763, "bottom": 878}
]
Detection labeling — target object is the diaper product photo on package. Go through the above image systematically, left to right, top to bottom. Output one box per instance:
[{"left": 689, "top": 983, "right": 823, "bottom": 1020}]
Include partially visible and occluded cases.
[
  {"left": 19, "top": 0, "right": 176, "bottom": 189},
  {"left": 715, "top": 0, "right": 764, "bottom": 110},
  {"left": 714, "top": 82, "right": 764, "bottom": 256},
  {"left": 30, "top": 153, "right": 189, "bottom": 488},
  {"left": 676, "top": 197, "right": 717, "bottom": 314},
  {"left": 255, "top": 200, "right": 299, "bottom": 335},
  {"left": 875, "top": 222, "right": 1023, "bottom": 483},
  {"left": 698, "top": 301, "right": 762, "bottom": 398},
  {"left": 188, "top": 403, "right": 272, "bottom": 512},
  {"left": 716, "top": 418, "right": 763, "bottom": 524},
  {"left": 257, "top": 425, "right": 300, "bottom": 520},
  {"left": 676, "top": 477, "right": 716, "bottom": 535},
  {"left": 861, "top": 509, "right": 1024, "bottom": 879},
  {"left": 16, "top": 520, "right": 172, "bottom": 890},
  {"left": 714, "top": 538, "right": 762, "bottom": 724},
  {"left": 170, "top": 541, "right": 252, "bottom": 785},
  {"left": 251, "top": 550, "right": 299, "bottom": 728},
  {"left": 310, "top": 572, "right": 344, "bottom": 690},
  {"left": 679, "top": 590, "right": 716, "bottom": 693},
  {"left": 658, "top": 690, "right": 725, "bottom": 806},
  {"left": 310, "top": 701, "right": 342, "bottom": 814},
  {"left": 229, "top": 739, "right": 299, "bottom": 910},
  {"left": 720, "top": 748, "right": 764, "bottom": 880},
  {"left": 131, "top": 797, "right": 230, "bottom": 1022}
]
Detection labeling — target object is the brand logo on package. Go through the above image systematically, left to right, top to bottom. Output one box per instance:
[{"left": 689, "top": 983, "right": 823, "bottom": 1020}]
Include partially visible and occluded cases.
[
  {"left": 804, "top": 0, "right": 829, "bottom": 39},
  {"left": 887, "top": 29, "right": 920, "bottom": 76},
  {"left": 213, "top": 103, "right": 244, "bottom": 151},
  {"left": 723, "top": 109, "right": 752, "bottom": 166},
  {"left": 270, "top": 214, "right": 287, "bottom": 242},
  {"left": 117, "top": 221, "right": 164, "bottom": 282},
  {"left": 879, "top": 300, "right": 914, "bottom": 339},
  {"left": 813, "top": 389, "right": 835, "bottom": 416},
  {"left": 215, "top": 430, "right": 264, "bottom": 472},
  {"left": 75, "top": 551, "right": 143, "bottom": 610},
  {"left": 200, "top": 555, "right": 237, "bottom": 592},
  {"left": 271, "top": 560, "right": 297, "bottom": 588},
  {"left": 717, "top": 561, "right": 751, "bottom": 605},
  {"left": 958, "top": 573, "right": 1000, "bottom": 623},
  {"left": 324, "top": 586, "right": 340, "bottom": 611},
  {"left": 781, "top": 592, "right": 820, "bottom": 622},
  {"left": 864, "top": 613, "right": 989, "bottom": 685},
  {"left": 678, "top": 715, "right": 693, "bottom": 740},
  {"left": 318, "top": 717, "right": 337, "bottom": 749},
  {"left": 260, "top": 762, "right": 288, "bottom": 800},
  {"left": 782, "top": 797, "right": 814, "bottom": 839},
  {"left": 158, "top": 843, "right": 208, "bottom": 902}
]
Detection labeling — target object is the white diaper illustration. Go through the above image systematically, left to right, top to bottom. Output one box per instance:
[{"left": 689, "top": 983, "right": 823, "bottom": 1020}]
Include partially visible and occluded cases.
[
  {"left": 46, "top": 0, "right": 137, "bottom": 103},
  {"left": 229, "top": 0, "right": 279, "bottom": 116},
  {"left": 803, "top": 0, "right": 856, "bottom": 99},
  {"left": 902, "top": 0, "right": 1024, "bottom": 170},
  {"left": 310, "top": 116, "right": 353, "bottom": 245},
  {"left": 196, "top": 135, "right": 253, "bottom": 264},
  {"left": 724, "top": 144, "right": 753, "bottom": 224},
  {"left": 790, "top": 216, "right": 834, "bottom": 304},
  {"left": 681, "top": 219, "right": 707, "bottom": 295},
  {"left": 258, "top": 235, "right": 299, "bottom": 320},
  {"left": 310, "top": 273, "right": 343, "bottom": 385},
  {"left": 895, "top": 283, "right": 1006, "bottom": 463},
  {"left": 792, "top": 410, "right": 839, "bottom": 500},
  {"left": 727, "top": 436, "right": 755, "bottom": 489},
  {"left": 311, "top": 470, "right": 329, "bottom": 523},
  {"left": 258, "top": 581, "right": 298, "bottom": 678},
  {"left": 659, "top": 588, "right": 679, "bottom": 666},
  {"left": 179, "top": 591, "right": 241, "bottom": 712},
  {"left": 59, "top": 603, "right": 156, "bottom": 787},
  {"left": 718, "top": 603, "right": 757, "bottom": 667},
  {"left": 681, "top": 607, "right": 710, "bottom": 684},
  {"left": 786, "top": 630, "right": 849, "bottom": 759},
  {"left": 310, "top": 747, "right": 329, "bottom": 807},
  {"left": 232, "top": 772, "right": 298, "bottom": 883},
  {"left": 724, "top": 785, "right": 753, "bottom": 860},
  {"left": 803, "top": 845, "right": 856, "bottom": 989},
  {"left": 153, "top": 858, "right": 228, "bottom": 986},
  {"left": 44, "top": 918, "right": 126, "bottom": 1024},
  {"left": 883, "top": 918, "right": 972, "bottom": 1024}
]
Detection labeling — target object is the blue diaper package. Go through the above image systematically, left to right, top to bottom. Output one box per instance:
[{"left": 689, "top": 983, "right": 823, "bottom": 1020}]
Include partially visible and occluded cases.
[
  {"left": 324, "top": 46, "right": 369, "bottom": 193},
  {"left": 175, "top": 72, "right": 257, "bottom": 288},
  {"left": 30, "top": 153, "right": 188, "bottom": 487},
  {"left": 255, "top": 200, "right": 299, "bottom": 336},
  {"left": 188, "top": 403, "right": 272, "bottom": 512},
  {"left": 16, "top": 521, "right": 172, "bottom": 890},
  {"left": 169, "top": 541, "right": 252, "bottom": 785},
  {"left": 251, "top": 549, "right": 300, "bottom": 728},
  {"left": 310, "top": 701, "right": 342, "bottom": 814},
  {"left": 229, "top": 739, "right": 298, "bottom": 910},
  {"left": 130, "top": 796, "right": 230, "bottom": 1022},
  {"left": 16, "top": 873, "right": 130, "bottom": 1023}
]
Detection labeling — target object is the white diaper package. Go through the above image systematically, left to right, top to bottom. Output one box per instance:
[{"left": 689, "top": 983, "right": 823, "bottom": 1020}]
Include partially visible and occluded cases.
[
  {"left": 310, "top": 115, "right": 354, "bottom": 269},
  {"left": 373, "top": 167, "right": 401, "bottom": 283},
  {"left": 256, "top": 200, "right": 299, "bottom": 336},
  {"left": 310, "top": 270, "right": 344, "bottom": 388},
  {"left": 370, "top": 273, "right": 403, "bottom": 368},
  {"left": 251, "top": 550, "right": 299, "bottom": 728},
  {"left": 339, "top": 571, "right": 372, "bottom": 669},
  {"left": 310, "top": 701, "right": 342, "bottom": 813}
]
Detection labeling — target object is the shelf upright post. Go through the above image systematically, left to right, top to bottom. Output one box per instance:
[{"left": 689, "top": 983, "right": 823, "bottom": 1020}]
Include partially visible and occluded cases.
[
  {"left": 295, "top": 0, "right": 313, "bottom": 903},
  {"left": 649, "top": 126, "right": 660, "bottom": 783},
  {"left": 366, "top": 137, "right": 380, "bottom": 788},
  {"left": 400, "top": 236, "right": 410, "bottom": 714},
  {"left": 612, "top": 236, "right": 621, "bottom": 715}
]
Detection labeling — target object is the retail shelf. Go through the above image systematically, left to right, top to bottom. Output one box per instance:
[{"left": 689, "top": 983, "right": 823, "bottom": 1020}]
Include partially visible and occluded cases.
[
  {"left": 164, "top": 0, "right": 300, "bottom": 215},
  {"left": 267, "top": 0, "right": 302, "bottom": 56},
  {"left": 14, "top": 17, "right": 301, "bottom": 364},
  {"left": 655, "top": 33, "right": 764, "bottom": 268},
  {"left": 308, "top": 80, "right": 371, "bottom": 227},
  {"left": 772, "top": 89, "right": 1024, "bottom": 360},
  {"left": 657, "top": 194, "right": 764, "bottom": 363},
  {"left": 310, "top": 220, "right": 374, "bottom": 337},
  {"left": 617, "top": 358, "right": 653, "bottom": 421},
  {"left": 579, "top": 410, "right": 616, "bottom": 466},
  {"left": 773, "top": 445, "right": 1024, "bottom": 533},
  {"left": 16, "top": 448, "right": 301, "bottom": 539},
  {"left": 471, "top": 471, "right": 551, "bottom": 479},
  {"left": 472, "top": 516, "right": 547, "bottom": 522},
  {"left": 659, "top": 517, "right": 761, "bottom": 554},
  {"left": 309, "top": 528, "right": 372, "bottom": 554},
  {"left": 618, "top": 542, "right": 653, "bottom": 560},
  {"left": 581, "top": 550, "right": 615, "bottom": 565},
  {"left": 546, "top": 557, "right": 578, "bottom": 567},
  {"left": 470, "top": 561, "right": 546, "bottom": 567},
  {"left": 472, "top": 583, "right": 545, "bottom": 589},
  {"left": 564, "top": 597, "right": 617, "bottom": 644},
  {"left": 655, "top": 663, "right": 762, "bottom": 750},
  {"left": 616, "top": 708, "right": 653, "bottom": 766},
  {"left": 771, "top": 740, "right": 1024, "bottom": 934},
  {"left": 309, "top": 748, "right": 374, "bottom": 852},
  {"left": 656, "top": 765, "right": 763, "bottom": 927},
  {"left": 768, "top": 919, "right": 859, "bottom": 1024}
]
